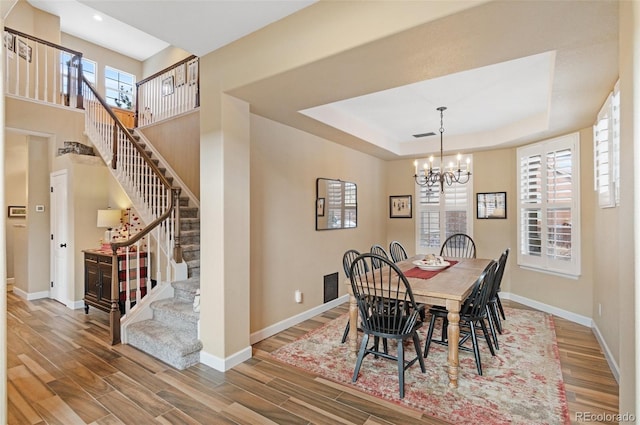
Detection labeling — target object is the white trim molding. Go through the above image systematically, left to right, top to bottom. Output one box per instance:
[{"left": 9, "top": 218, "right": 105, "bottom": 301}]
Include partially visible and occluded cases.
[
  {"left": 12, "top": 287, "right": 49, "bottom": 301},
  {"left": 501, "top": 292, "right": 619, "bottom": 383},
  {"left": 250, "top": 295, "right": 349, "bottom": 345},
  {"left": 200, "top": 346, "right": 252, "bottom": 372}
]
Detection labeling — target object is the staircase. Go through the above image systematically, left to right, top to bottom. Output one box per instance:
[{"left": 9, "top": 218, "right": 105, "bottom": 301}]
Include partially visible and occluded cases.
[{"left": 121, "top": 133, "right": 203, "bottom": 370}]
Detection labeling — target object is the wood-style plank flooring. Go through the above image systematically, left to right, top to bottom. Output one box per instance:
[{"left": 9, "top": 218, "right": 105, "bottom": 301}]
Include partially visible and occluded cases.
[{"left": 7, "top": 293, "right": 619, "bottom": 424}]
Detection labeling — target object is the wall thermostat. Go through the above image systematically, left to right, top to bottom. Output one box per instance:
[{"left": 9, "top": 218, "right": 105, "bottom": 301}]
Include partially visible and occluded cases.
[{"left": 35, "top": 205, "right": 45, "bottom": 212}]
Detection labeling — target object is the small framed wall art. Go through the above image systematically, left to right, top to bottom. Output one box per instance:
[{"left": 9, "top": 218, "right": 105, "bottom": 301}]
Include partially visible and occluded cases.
[
  {"left": 477, "top": 192, "right": 507, "bottom": 219},
  {"left": 389, "top": 195, "right": 412, "bottom": 218},
  {"left": 8, "top": 205, "right": 26, "bottom": 218}
]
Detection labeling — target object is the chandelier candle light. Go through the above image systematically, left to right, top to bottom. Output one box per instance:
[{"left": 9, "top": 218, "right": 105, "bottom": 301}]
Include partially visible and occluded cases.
[{"left": 414, "top": 106, "right": 471, "bottom": 193}]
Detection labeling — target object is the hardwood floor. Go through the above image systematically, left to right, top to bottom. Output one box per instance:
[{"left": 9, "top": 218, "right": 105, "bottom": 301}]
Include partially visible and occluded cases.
[{"left": 7, "top": 293, "right": 618, "bottom": 424}]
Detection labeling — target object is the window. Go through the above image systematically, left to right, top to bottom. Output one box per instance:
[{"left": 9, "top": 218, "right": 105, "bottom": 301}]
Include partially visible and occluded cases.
[
  {"left": 60, "top": 52, "right": 96, "bottom": 92},
  {"left": 105, "top": 66, "right": 135, "bottom": 110},
  {"left": 593, "top": 80, "right": 620, "bottom": 208},
  {"left": 517, "top": 133, "right": 581, "bottom": 278},
  {"left": 415, "top": 156, "right": 473, "bottom": 254},
  {"left": 326, "top": 180, "right": 357, "bottom": 229}
]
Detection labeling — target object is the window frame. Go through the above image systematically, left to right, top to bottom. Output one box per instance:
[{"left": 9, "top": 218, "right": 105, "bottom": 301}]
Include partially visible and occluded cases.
[
  {"left": 60, "top": 52, "right": 96, "bottom": 93},
  {"left": 104, "top": 66, "right": 135, "bottom": 110},
  {"left": 593, "top": 80, "right": 620, "bottom": 208},
  {"left": 516, "top": 132, "right": 581, "bottom": 278},
  {"left": 414, "top": 155, "right": 474, "bottom": 255}
]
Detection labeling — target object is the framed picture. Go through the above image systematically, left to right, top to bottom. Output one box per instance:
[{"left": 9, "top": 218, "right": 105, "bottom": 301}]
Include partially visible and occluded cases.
[
  {"left": 3, "top": 31, "right": 15, "bottom": 52},
  {"left": 17, "top": 39, "right": 31, "bottom": 62},
  {"left": 187, "top": 60, "right": 198, "bottom": 85},
  {"left": 175, "top": 63, "right": 186, "bottom": 86},
  {"left": 162, "top": 75, "right": 174, "bottom": 96},
  {"left": 477, "top": 192, "right": 507, "bottom": 219},
  {"left": 389, "top": 195, "right": 412, "bottom": 218},
  {"left": 316, "top": 198, "right": 325, "bottom": 216},
  {"left": 8, "top": 206, "right": 26, "bottom": 218}
]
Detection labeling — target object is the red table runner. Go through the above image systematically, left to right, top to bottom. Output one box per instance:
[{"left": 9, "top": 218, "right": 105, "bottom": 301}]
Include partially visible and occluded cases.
[{"left": 404, "top": 260, "right": 458, "bottom": 279}]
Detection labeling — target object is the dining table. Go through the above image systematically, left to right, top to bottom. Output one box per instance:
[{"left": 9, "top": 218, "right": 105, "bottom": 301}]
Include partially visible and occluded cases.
[{"left": 345, "top": 255, "right": 491, "bottom": 389}]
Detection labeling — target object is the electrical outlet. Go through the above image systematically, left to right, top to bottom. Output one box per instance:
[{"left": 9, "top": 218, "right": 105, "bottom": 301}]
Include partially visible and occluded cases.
[
  {"left": 295, "top": 290, "right": 302, "bottom": 303},
  {"left": 598, "top": 303, "right": 602, "bottom": 317}
]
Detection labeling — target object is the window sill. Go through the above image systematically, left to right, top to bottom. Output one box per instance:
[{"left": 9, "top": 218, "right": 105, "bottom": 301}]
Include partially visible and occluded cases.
[{"left": 517, "top": 264, "right": 580, "bottom": 280}]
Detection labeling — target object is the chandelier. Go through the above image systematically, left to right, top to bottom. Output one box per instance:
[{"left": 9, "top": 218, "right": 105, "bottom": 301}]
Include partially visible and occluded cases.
[{"left": 414, "top": 106, "right": 471, "bottom": 192}]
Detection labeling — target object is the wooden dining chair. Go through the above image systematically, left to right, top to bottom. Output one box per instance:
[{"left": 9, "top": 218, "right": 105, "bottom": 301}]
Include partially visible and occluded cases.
[
  {"left": 440, "top": 233, "right": 476, "bottom": 258},
  {"left": 389, "top": 240, "right": 408, "bottom": 262},
  {"left": 370, "top": 244, "right": 390, "bottom": 269},
  {"left": 487, "top": 248, "right": 510, "bottom": 337},
  {"left": 340, "top": 249, "right": 365, "bottom": 343},
  {"left": 349, "top": 253, "right": 426, "bottom": 398},
  {"left": 423, "top": 260, "right": 498, "bottom": 376}
]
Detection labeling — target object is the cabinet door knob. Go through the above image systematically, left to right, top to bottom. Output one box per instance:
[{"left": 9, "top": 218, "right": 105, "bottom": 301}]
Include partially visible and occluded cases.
[{"left": 60, "top": 243, "right": 67, "bottom": 248}]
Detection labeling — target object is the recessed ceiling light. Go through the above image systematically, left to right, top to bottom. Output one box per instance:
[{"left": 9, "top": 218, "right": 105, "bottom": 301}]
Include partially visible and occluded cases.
[{"left": 93, "top": 14, "right": 103, "bottom": 22}]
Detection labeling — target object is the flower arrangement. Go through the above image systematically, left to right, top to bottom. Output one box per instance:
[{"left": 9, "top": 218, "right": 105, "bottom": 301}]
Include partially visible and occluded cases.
[{"left": 114, "top": 208, "right": 147, "bottom": 251}]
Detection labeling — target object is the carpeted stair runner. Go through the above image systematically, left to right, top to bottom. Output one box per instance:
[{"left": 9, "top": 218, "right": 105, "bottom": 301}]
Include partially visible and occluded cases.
[{"left": 127, "top": 277, "right": 202, "bottom": 369}]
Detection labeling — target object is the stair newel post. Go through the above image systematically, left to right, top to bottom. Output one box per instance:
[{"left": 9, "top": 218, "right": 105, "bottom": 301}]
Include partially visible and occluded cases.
[
  {"left": 75, "top": 56, "right": 84, "bottom": 110},
  {"left": 111, "top": 123, "right": 118, "bottom": 170},
  {"left": 172, "top": 187, "right": 183, "bottom": 263},
  {"left": 109, "top": 251, "right": 121, "bottom": 345}
]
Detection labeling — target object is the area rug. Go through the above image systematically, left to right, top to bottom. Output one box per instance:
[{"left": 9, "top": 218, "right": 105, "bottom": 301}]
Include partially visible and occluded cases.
[{"left": 270, "top": 307, "right": 570, "bottom": 425}]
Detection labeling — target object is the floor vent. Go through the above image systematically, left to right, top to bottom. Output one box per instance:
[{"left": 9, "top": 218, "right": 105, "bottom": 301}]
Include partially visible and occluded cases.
[{"left": 323, "top": 272, "right": 338, "bottom": 303}]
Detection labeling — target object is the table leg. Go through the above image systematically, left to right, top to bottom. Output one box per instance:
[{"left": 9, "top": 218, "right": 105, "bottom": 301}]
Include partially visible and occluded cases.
[
  {"left": 348, "top": 294, "right": 358, "bottom": 354},
  {"left": 446, "top": 299, "right": 462, "bottom": 388}
]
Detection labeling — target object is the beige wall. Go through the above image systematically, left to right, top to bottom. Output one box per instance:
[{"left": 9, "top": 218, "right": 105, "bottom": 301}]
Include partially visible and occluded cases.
[
  {"left": 5, "top": 0, "right": 60, "bottom": 44},
  {"left": 613, "top": 0, "right": 637, "bottom": 414},
  {"left": 61, "top": 33, "right": 143, "bottom": 104},
  {"left": 142, "top": 46, "right": 191, "bottom": 79},
  {"left": 140, "top": 111, "right": 200, "bottom": 199},
  {"left": 250, "top": 114, "right": 387, "bottom": 332},
  {"left": 4, "top": 132, "right": 27, "bottom": 278}
]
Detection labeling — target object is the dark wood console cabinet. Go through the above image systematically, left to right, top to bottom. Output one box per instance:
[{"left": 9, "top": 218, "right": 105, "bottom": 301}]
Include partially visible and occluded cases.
[{"left": 83, "top": 249, "right": 148, "bottom": 314}]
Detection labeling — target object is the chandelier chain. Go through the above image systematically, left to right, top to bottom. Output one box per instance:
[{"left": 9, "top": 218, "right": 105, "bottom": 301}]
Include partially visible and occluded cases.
[{"left": 413, "top": 106, "right": 472, "bottom": 193}]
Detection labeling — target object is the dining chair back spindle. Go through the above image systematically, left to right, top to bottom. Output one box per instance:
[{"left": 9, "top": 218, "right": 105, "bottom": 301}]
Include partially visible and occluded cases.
[
  {"left": 440, "top": 233, "right": 477, "bottom": 258},
  {"left": 389, "top": 240, "right": 409, "bottom": 262},
  {"left": 370, "top": 244, "right": 390, "bottom": 269},
  {"left": 488, "top": 248, "right": 510, "bottom": 335},
  {"left": 340, "top": 249, "right": 365, "bottom": 343},
  {"left": 349, "top": 253, "right": 426, "bottom": 398}
]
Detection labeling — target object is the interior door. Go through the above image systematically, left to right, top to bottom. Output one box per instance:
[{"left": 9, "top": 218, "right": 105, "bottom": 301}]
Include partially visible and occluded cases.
[{"left": 50, "top": 171, "right": 69, "bottom": 305}]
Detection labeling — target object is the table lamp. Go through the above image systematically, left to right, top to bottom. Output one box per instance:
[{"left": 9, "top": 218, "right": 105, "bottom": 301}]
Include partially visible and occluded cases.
[{"left": 97, "top": 209, "right": 121, "bottom": 244}]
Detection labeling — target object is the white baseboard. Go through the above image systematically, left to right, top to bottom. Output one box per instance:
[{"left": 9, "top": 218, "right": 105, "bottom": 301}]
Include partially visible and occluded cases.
[
  {"left": 12, "top": 287, "right": 49, "bottom": 301},
  {"left": 501, "top": 292, "right": 592, "bottom": 327},
  {"left": 501, "top": 292, "right": 620, "bottom": 383},
  {"left": 249, "top": 294, "right": 349, "bottom": 345},
  {"left": 198, "top": 295, "right": 349, "bottom": 372},
  {"left": 69, "top": 300, "right": 86, "bottom": 310},
  {"left": 591, "top": 321, "right": 620, "bottom": 384},
  {"left": 200, "top": 346, "right": 252, "bottom": 372}
]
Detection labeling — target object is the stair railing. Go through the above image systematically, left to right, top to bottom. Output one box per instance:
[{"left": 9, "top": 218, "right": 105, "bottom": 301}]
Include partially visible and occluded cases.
[
  {"left": 3, "top": 26, "right": 84, "bottom": 108},
  {"left": 135, "top": 55, "right": 199, "bottom": 126},
  {"left": 82, "top": 76, "right": 183, "bottom": 344}
]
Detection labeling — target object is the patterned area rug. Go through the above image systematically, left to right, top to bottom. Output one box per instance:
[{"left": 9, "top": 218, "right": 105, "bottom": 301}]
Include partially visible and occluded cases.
[{"left": 270, "top": 307, "right": 570, "bottom": 425}]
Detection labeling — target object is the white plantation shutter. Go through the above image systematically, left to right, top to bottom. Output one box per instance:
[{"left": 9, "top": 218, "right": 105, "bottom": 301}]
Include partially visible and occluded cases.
[
  {"left": 593, "top": 80, "right": 620, "bottom": 208},
  {"left": 517, "top": 134, "right": 580, "bottom": 278},
  {"left": 416, "top": 156, "right": 473, "bottom": 254}
]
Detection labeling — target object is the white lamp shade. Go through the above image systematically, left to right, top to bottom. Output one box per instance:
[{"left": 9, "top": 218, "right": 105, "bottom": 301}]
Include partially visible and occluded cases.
[{"left": 97, "top": 209, "right": 121, "bottom": 228}]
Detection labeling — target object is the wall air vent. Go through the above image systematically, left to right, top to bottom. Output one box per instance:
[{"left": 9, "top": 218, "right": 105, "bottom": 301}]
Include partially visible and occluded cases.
[{"left": 412, "top": 132, "right": 436, "bottom": 138}]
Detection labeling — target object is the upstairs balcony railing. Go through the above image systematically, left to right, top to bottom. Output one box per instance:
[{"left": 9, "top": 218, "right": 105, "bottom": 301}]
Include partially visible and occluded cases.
[
  {"left": 3, "top": 27, "right": 83, "bottom": 108},
  {"left": 136, "top": 55, "right": 199, "bottom": 127}
]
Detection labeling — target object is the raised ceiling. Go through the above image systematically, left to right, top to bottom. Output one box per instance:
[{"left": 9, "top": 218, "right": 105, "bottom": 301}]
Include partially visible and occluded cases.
[{"left": 26, "top": 0, "right": 619, "bottom": 160}]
